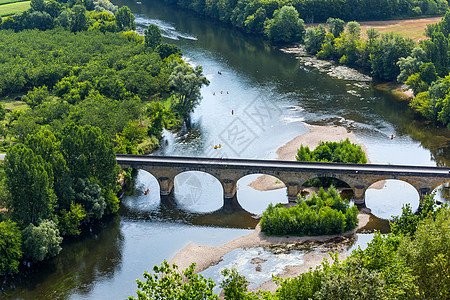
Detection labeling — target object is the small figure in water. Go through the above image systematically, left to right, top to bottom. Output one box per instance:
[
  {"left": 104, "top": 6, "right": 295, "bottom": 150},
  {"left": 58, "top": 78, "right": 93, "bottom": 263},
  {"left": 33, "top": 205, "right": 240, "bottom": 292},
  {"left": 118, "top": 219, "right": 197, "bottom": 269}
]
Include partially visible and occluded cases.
[
  {"left": 218, "top": 71, "right": 222, "bottom": 75},
  {"left": 221, "top": 91, "right": 223, "bottom": 94},
  {"left": 227, "top": 91, "right": 229, "bottom": 94},
  {"left": 213, "top": 92, "right": 215, "bottom": 95},
  {"left": 232, "top": 110, "right": 234, "bottom": 115},
  {"left": 390, "top": 135, "right": 394, "bottom": 140},
  {"left": 144, "top": 188, "right": 150, "bottom": 195}
]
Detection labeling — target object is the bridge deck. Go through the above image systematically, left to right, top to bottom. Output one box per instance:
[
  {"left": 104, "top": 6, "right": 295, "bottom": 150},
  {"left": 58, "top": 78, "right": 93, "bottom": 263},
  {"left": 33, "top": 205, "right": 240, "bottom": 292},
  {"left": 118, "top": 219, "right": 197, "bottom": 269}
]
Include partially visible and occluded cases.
[{"left": 116, "top": 155, "right": 450, "bottom": 178}]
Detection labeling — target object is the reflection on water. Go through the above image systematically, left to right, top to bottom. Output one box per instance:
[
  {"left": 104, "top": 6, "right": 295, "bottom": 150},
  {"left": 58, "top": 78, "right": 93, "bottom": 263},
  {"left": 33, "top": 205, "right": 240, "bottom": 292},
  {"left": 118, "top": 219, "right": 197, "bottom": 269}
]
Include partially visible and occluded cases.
[
  {"left": 237, "top": 175, "right": 288, "bottom": 215},
  {"left": 365, "top": 180, "right": 420, "bottom": 220}
]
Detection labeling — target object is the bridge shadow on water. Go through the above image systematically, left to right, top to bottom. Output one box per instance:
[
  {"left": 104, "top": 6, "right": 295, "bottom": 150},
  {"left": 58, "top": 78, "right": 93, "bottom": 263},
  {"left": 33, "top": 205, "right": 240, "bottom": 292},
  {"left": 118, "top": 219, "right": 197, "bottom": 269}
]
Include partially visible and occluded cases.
[{"left": 119, "top": 194, "right": 260, "bottom": 229}]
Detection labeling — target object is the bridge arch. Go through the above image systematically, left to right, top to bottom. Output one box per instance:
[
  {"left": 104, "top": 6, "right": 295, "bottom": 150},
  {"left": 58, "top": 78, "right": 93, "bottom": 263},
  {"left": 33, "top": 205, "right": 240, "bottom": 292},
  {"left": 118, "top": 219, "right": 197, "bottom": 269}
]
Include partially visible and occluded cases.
[
  {"left": 120, "top": 169, "right": 161, "bottom": 212},
  {"left": 173, "top": 171, "right": 224, "bottom": 212},
  {"left": 236, "top": 173, "right": 288, "bottom": 215},
  {"left": 365, "top": 179, "right": 419, "bottom": 219},
  {"left": 432, "top": 181, "right": 450, "bottom": 205}
]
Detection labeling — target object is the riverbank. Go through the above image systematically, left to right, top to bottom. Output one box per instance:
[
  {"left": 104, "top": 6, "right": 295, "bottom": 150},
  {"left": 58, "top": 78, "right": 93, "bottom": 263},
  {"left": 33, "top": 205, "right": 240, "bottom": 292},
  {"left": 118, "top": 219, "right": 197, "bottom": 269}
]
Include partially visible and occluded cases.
[
  {"left": 249, "top": 125, "right": 369, "bottom": 191},
  {"left": 169, "top": 212, "right": 370, "bottom": 292}
]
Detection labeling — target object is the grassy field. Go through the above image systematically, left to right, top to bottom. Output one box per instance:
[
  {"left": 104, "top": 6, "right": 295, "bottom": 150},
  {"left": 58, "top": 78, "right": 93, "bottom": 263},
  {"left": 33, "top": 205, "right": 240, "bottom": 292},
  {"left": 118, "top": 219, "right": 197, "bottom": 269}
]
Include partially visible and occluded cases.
[
  {"left": 0, "top": 0, "right": 30, "bottom": 17},
  {"left": 0, "top": 0, "right": 26, "bottom": 5},
  {"left": 360, "top": 16, "right": 442, "bottom": 42}
]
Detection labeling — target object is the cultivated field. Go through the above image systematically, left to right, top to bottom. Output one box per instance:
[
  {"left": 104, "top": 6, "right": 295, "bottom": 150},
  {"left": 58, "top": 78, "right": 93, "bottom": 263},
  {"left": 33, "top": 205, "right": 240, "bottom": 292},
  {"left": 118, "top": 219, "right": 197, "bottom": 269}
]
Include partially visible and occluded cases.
[
  {"left": 0, "top": 0, "right": 30, "bottom": 16},
  {"left": 359, "top": 16, "right": 442, "bottom": 41}
]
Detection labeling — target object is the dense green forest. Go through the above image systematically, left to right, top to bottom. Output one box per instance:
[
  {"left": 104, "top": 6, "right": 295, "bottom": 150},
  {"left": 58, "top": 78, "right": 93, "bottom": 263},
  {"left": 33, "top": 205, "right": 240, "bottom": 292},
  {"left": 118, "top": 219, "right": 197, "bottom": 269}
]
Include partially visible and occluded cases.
[
  {"left": 0, "top": 0, "right": 209, "bottom": 277},
  {"left": 166, "top": 0, "right": 447, "bottom": 30},
  {"left": 260, "top": 186, "right": 359, "bottom": 236},
  {"left": 129, "top": 195, "right": 450, "bottom": 299}
]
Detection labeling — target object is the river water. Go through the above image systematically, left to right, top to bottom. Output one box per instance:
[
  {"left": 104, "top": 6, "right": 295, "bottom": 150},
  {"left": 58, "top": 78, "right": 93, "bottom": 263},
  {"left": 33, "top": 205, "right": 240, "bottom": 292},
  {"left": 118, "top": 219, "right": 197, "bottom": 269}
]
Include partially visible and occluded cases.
[{"left": 3, "top": 1, "right": 450, "bottom": 298}]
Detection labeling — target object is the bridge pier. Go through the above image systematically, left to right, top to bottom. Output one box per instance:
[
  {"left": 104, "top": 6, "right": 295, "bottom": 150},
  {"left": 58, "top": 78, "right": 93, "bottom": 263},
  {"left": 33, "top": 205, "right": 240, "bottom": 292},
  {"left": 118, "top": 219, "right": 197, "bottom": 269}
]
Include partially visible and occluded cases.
[
  {"left": 158, "top": 176, "right": 174, "bottom": 196},
  {"left": 222, "top": 179, "right": 237, "bottom": 199},
  {"left": 287, "top": 182, "right": 300, "bottom": 202},
  {"left": 353, "top": 185, "right": 366, "bottom": 205},
  {"left": 418, "top": 187, "right": 431, "bottom": 201}
]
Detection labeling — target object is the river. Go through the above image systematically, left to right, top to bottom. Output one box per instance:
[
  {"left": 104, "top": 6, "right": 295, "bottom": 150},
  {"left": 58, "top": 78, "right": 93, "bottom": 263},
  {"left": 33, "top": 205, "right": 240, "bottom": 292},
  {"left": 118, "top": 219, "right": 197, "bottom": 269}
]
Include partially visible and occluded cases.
[{"left": 3, "top": 1, "right": 450, "bottom": 298}]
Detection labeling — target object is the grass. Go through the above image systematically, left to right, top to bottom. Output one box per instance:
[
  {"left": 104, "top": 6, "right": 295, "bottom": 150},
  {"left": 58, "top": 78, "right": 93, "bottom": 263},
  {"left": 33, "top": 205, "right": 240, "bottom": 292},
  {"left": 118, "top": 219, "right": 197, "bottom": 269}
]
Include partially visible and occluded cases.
[
  {"left": 0, "top": 0, "right": 26, "bottom": 5},
  {"left": 0, "top": 1, "right": 30, "bottom": 17},
  {"left": 359, "top": 16, "right": 442, "bottom": 42},
  {"left": 0, "top": 95, "right": 28, "bottom": 111}
]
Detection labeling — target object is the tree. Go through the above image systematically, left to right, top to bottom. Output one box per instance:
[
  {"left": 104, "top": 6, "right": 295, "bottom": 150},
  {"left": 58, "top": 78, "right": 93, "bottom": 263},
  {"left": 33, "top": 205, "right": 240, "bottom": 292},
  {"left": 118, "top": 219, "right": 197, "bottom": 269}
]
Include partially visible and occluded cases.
[
  {"left": 30, "top": 0, "right": 45, "bottom": 12},
  {"left": 44, "top": 0, "right": 62, "bottom": 18},
  {"left": 71, "top": 5, "right": 88, "bottom": 32},
  {"left": 115, "top": 6, "right": 135, "bottom": 31},
  {"left": 264, "top": 6, "right": 305, "bottom": 43},
  {"left": 56, "top": 9, "right": 72, "bottom": 28},
  {"left": 28, "top": 11, "right": 54, "bottom": 31},
  {"left": 326, "top": 18, "right": 345, "bottom": 37},
  {"left": 346, "top": 21, "right": 361, "bottom": 38},
  {"left": 144, "top": 24, "right": 162, "bottom": 49},
  {"left": 305, "top": 25, "right": 326, "bottom": 55},
  {"left": 366, "top": 28, "right": 380, "bottom": 45},
  {"left": 156, "top": 43, "right": 182, "bottom": 59},
  {"left": 397, "top": 47, "right": 427, "bottom": 82},
  {"left": 169, "top": 62, "right": 209, "bottom": 123},
  {"left": 419, "top": 62, "right": 438, "bottom": 85},
  {"left": 23, "top": 85, "right": 50, "bottom": 109},
  {"left": 60, "top": 124, "right": 118, "bottom": 191},
  {"left": 25, "top": 129, "right": 73, "bottom": 210},
  {"left": 4, "top": 144, "right": 56, "bottom": 226},
  {"left": 73, "top": 178, "right": 106, "bottom": 221},
  {"left": 58, "top": 203, "right": 86, "bottom": 236},
  {"left": 398, "top": 207, "right": 450, "bottom": 298},
  {"left": 22, "top": 219, "right": 62, "bottom": 262},
  {"left": 0, "top": 220, "right": 22, "bottom": 276},
  {"left": 128, "top": 261, "right": 218, "bottom": 300}
]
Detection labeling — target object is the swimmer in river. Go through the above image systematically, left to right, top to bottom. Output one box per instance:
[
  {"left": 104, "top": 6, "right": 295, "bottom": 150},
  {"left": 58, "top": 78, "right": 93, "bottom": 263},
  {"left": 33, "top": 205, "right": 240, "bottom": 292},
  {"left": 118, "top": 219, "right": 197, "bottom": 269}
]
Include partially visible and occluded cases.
[
  {"left": 232, "top": 110, "right": 234, "bottom": 115},
  {"left": 390, "top": 135, "right": 394, "bottom": 140}
]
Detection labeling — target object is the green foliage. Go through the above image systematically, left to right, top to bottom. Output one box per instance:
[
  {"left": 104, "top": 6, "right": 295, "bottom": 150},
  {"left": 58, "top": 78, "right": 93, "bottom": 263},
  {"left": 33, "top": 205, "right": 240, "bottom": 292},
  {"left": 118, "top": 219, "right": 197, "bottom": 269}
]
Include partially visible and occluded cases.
[
  {"left": 30, "top": 0, "right": 44, "bottom": 12},
  {"left": 171, "top": 0, "right": 445, "bottom": 30},
  {"left": 71, "top": 5, "right": 88, "bottom": 32},
  {"left": 115, "top": 6, "right": 135, "bottom": 31},
  {"left": 264, "top": 6, "right": 305, "bottom": 43},
  {"left": 326, "top": 18, "right": 344, "bottom": 37},
  {"left": 145, "top": 24, "right": 162, "bottom": 49},
  {"left": 304, "top": 25, "right": 326, "bottom": 55},
  {"left": 370, "top": 32, "right": 415, "bottom": 81},
  {"left": 156, "top": 43, "right": 182, "bottom": 59},
  {"left": 169, "top": 62, "right": 209, "bottom": 122},
  {"left": 23, "top": 85, "right": 50, "bottom": 109},
  {"left": 60, "top": 124, "right": 118, "bottom": 191},
  {"left": 296, "top": 138, "right": 367, "bottom": 164},
  {"left": 4, "top": 144, "right": 56, "bottom": 226},
  {"left": 73, "top": 178, "right": 106, "bottom": 221},
  {"left": 260, "top": 186, "right": 358, "bottom": 236},
  {"left": 391, "top": 193, "right": 440, "bottom": 236},
  {"left": 57, "top": 203, "right": 86, "bottom": 236},
  {"left": 397, "top": 207, "right": 450, "bottom": 298},
  {"left": 22, "top": 219, "right": 62, "bottom": 262},
  {"left": 0, "top": 220, "right": 22, "bottom": 276},
  {"left": 128, "top": 261, "right": 219, "bottom": 300},
  {"left": 220, "top": 268, "right": 257, "bottom": 300}
]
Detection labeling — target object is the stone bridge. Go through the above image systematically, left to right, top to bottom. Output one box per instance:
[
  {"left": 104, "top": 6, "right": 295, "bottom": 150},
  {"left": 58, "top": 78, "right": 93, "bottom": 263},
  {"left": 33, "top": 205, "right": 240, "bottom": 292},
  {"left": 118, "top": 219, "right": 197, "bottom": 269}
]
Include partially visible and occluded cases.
[{"left": 116, "top": 155, "right": 450, "bottom": 205}]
